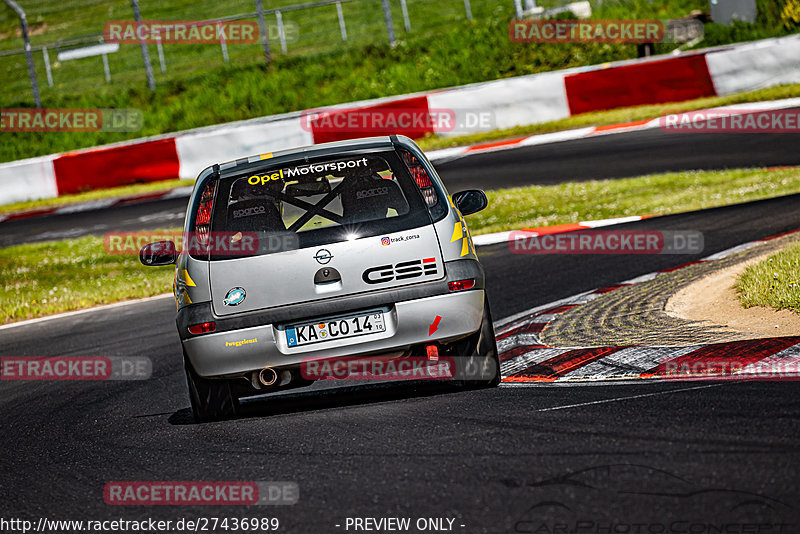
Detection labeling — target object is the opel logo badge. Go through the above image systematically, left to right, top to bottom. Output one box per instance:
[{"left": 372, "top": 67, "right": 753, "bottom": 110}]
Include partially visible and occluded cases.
[{"left": 314, "top": 249, "right": 333, "bottom": 265}]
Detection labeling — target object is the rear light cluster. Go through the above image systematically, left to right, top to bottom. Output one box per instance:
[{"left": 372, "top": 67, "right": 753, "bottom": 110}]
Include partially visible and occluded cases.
[
  {"left": 401, "top": 150, "right": 438, "bottom": 208},
  {"left": 194, "top": 182, "right": 216, "bottom": 253},
  {"left": 448, "top": 279, "right": 476, "bottom": 292},
  {"left": 188, "top": 322, "right": 216, "bottom": 335}
]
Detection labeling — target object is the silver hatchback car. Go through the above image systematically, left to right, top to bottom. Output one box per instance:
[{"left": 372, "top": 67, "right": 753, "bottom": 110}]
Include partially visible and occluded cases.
[{"left": 140, "top": 135, "right": 498, "bottom": 421}]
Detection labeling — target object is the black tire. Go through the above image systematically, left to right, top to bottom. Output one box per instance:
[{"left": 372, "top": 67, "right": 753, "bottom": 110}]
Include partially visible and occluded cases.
[
  {"left": 453, "top": 295, "right": 501, "bottom": 387},
  {"left": 184, "top": 353, "right": 239, "bottom": 422}
]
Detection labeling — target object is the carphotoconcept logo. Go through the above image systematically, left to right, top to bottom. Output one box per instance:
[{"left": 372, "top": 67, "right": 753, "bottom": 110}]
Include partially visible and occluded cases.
[
  {"left": 1, "top": 109, "right": 142, "bottom": 132},
  {"left": 510, "top": 463, "right": 796, "bottom": 533}
]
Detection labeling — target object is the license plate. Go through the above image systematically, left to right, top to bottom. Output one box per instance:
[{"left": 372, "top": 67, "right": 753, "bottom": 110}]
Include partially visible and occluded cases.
[{"left": 286, "top": 311, "right": 386, "bottom": 347}]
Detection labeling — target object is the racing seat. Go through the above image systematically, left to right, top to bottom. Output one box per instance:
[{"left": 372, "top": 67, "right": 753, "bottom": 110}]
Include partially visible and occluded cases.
[
  {"left": 339, "top": 171, "right": 407, "bottom": 224},
  {"left": 226, "top": 199, "right": 286, "bottom": 233}
]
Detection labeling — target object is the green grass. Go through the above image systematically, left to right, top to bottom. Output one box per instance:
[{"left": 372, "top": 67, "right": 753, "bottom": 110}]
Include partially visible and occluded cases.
[
  {"left": 0, "top": 0, "right": 705, "bottom": 104},
  {"left": 3, "top": 0, "right": 798, "bottom": 164},
  {"left": 4, "top": 166, "right": 800, "bottom": 324},
  {"left": 469, "top": 167, "right": 800, "bottom": 234},
  {"left": 0, "top": 179, "right": 192, "bottom": 215},
  {"left": 0, "top": 235, "right": 175, "bottom": 324},
  {"left": 736, "top": 242, "right": 800, "bottom": 314}
]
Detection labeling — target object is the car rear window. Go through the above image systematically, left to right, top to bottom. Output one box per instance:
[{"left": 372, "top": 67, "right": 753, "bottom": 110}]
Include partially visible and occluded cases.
[{"left": 203, "top": 151, "right": 434, "bottom": 259}]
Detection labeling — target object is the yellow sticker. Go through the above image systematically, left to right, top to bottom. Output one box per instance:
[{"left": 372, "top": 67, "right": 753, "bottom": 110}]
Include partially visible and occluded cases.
[
  {"left": 260, "top": 153, "right": 274, "bottom": 160},
  {"left": 248, "top": 168, "right": 284, "bottom": 185},
  {"left": 450, "top": 221, "right": 463, "bottom": 243},
  {"left": 181, "top": 269, "right": 196, "bottom": 287}
]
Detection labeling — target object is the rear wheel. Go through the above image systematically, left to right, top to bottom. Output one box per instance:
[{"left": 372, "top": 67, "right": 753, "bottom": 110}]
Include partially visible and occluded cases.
[
  {"left": 452, "top": 295, "right": 500, "bottom": 387},
  {"left": 184, "top": 352, "right": 239, "bottom": 422}
]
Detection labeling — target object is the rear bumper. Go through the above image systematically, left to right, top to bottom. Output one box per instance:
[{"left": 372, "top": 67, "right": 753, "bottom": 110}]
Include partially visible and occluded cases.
[{"left": 183, "top": 289, "right": 485, "bottom": 377}]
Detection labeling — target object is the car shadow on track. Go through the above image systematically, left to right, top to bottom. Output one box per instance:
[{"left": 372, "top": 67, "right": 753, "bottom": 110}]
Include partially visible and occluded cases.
[{"left": 167, "top": 380, "right": 477, "bottom": 425}]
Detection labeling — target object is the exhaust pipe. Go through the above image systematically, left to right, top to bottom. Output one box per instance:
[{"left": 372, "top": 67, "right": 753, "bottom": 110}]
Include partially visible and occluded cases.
[{"left": 258, "top": 367, "right": 278, "bottom": 387}]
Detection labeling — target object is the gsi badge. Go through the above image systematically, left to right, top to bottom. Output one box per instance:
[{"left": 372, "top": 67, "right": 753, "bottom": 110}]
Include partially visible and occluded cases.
[{"left": 362, "top": 258, "right": 437, "bottom": 284}]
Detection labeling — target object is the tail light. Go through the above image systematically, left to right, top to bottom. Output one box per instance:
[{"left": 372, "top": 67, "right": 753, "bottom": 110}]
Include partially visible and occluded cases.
[
  {"left": 401, "top": 149, "right": 438, "bottom": 208},
  {"left": 194, "top": 182, "right": 216, "bottom": 253},
  {"left": 448, "top": 279, "right": 476, "bottom": 292},
  {"left": 188, "top": 322, "right": 216, "bottom": 335}
]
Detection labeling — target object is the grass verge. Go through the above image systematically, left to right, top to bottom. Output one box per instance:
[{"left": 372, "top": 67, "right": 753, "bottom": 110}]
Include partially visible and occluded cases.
[
  {"left": 3, "top": 166, "right": 800, "bottom": 324},
  {"left": 472, "top": 167, "right": 800, "bottom": 234},
  {"left": 0, "top": 179, "right": 193, "bottom": 215},
  {"left": 0, "top": 235, "right": 175, "bottom": 324},
  {"left": 736, "top": 243, "right": 800, "bottom": 314}
]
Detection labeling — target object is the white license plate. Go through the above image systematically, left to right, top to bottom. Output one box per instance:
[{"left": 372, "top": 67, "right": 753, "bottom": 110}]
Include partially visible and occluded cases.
[{"left": 286, "top": 311, "right": 385, "bottom": 347}]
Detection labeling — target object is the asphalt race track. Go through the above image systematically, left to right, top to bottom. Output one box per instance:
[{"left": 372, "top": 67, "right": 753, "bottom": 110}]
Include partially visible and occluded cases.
[
  {"left": 3, "top": 118, "right": 800, "bottom": 247},
  {"left": 437, "top": 120, "right": 800, "bottom": 189},
  {"left": 2, "top": 177, "right": 800, "bottom": 531}
]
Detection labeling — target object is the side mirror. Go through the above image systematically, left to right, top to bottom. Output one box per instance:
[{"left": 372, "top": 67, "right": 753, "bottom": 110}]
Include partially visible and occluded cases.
[
  {"left": 452, "top": 189, "right": 488, "bottom": 216},
  {"left": 139, "top": 241, "right": 177, "bottom": 266}
]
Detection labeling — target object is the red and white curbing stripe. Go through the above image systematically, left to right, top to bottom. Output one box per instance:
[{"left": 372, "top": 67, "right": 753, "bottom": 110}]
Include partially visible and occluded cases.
[
  {"left": 2, "top": 34, "right": 799, "bottom": 207},
  {"left": 426, "top": 97, "right": 800, "bottom": 162},
  {"left": 0, "top": 186, "right": 193, "bottom": 224},
  {"left": 471, "top": 216, "right": 650, "bottom": 247},
  {"left": 494, "top": 227, "right": 800, "bottom": 384},
  {"left": 500, "top": 338, "right": 800, "bottom": 384}
]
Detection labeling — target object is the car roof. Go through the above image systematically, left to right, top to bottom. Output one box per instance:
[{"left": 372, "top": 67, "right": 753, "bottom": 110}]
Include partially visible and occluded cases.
[{"left": 219, "top": 136, "right": 396, "bottom": 171}]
